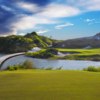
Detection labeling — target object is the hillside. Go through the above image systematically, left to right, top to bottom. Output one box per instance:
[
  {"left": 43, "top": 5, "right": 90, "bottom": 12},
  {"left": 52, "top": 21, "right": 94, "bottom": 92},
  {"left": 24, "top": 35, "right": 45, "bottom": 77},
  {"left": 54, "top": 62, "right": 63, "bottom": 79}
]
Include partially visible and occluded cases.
[
  {"left": 0, "top": 32, "right": 57, "bottom": 53},
  {"left": 24, "top": 32, "right": 57, "bottom": 47},
  {"left": 53, "top": 33, "right": 100, "bottom": 48}
]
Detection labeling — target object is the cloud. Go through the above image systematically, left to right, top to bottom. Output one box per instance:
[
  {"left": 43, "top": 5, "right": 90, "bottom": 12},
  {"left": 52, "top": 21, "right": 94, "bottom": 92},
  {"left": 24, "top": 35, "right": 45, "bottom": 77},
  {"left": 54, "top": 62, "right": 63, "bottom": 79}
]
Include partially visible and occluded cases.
[
  {"left": 0, "top": 0, "right": 100, "bottom": 36},
  {"left": 0, "top": 0, "right": 51, "bottom": 35},
  {"left": 23, "top": 0, "right": 50, "bottom": 6},
  {"left": 67, "top": 0, "right": 100, "bottom": 11},
  {"left": 85, "top": 0, "right": 100, "bottom": 11},
  {"left": 0, "top": 1, "right": 56, "bottom": 35},
  {"left": 17, "top": 2, "right": 39, "bottom": 13},
  {"left": 37, "top": 4, "right": 80, "bottom": 18},
  {"left": 0, "top": 5, "right": 17, "bottom": 35},
  {"left": 1, "top": 5, "right": 14, "bottom": 12},
  {"left": 87, "top": 5, "right": 100, "bottom": 11},
  {"left": 10, "top": 15, "right": 56, "bottom": 34},
  {"left": 84, "top": 18, "right": 100, "bottom": 25},
  {"left": 85, "top": 19, "right": 95, "bottom": 22},
  {"left": 55, "top": 23, "right": 74, "bottom": 29},
  {"left": 37, "top": 29, "right": 49, "bottom": 34},
  {"left": 18, "top": 32, "right": 26, "bottom": 36}
]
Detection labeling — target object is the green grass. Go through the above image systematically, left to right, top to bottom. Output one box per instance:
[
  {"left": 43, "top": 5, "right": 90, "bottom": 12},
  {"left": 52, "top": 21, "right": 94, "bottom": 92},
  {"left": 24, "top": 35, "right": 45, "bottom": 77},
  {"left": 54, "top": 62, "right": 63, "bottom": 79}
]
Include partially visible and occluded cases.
[
  {"left": 26, "top": 48, "right": 100, "bottom": 61},
  {"left": 57, "top": 48, "right": 100, "bottom": 61},
  {"left": 58, "top": 48, "right": 100, "bottom": 54},
  {"left": 0, "top": 70, "right": 100, "bottom": 100}
]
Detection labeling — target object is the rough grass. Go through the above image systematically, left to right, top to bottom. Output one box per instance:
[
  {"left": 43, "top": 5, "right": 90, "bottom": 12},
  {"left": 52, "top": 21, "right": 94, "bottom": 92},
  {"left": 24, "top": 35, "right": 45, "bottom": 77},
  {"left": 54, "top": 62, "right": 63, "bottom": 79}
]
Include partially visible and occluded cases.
[{"left": 0, "top": 70, "right": 100, "bottom": 100}]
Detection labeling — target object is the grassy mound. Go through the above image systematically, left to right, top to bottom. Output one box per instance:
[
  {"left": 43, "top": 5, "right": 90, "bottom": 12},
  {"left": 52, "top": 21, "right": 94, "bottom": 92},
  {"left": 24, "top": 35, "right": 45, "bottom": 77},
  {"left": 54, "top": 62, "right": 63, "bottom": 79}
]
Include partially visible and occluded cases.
[{"left": 26, "top": 48, "right": 58, "bottom": 58}]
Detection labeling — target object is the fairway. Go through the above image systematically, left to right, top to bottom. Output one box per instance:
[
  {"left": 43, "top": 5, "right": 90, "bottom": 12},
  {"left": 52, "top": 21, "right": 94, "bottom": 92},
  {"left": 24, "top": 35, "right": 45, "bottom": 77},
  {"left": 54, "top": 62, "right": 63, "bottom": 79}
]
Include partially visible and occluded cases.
[
  {"left": 26, "top": 48, "right": 100, "bottom": 61},
  {"left": 57, "top": 48, "right": 100, "bottom": 61},
  {"left": 0, "top": 70, "right": 100, "bottom": 100}
]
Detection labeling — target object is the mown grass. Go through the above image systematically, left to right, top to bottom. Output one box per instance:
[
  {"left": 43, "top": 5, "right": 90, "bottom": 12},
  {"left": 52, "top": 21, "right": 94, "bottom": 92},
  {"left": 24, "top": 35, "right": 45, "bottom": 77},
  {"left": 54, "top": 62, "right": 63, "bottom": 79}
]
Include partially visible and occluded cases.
[
  {"left": 58, "top": 48, "right": 100, "bottom": 61},
  {"left": 0, "top": 70, "right": 100, "bottom": 100}
]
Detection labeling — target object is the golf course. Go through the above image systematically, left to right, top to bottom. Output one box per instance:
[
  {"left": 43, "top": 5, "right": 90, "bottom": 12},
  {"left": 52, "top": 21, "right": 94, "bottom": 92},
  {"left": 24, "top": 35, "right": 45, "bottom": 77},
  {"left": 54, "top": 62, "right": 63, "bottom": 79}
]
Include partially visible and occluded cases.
[
  {"left": 26, "top": 48, "right": 100, "bottom": 61},
  {"left": 0, "top": 70, "right": 100, "bottom": 100}
]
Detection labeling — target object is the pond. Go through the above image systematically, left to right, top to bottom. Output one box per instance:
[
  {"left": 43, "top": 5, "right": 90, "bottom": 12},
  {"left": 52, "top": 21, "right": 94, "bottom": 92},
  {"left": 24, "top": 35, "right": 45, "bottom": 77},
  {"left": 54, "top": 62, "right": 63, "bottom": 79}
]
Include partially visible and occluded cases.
[
  {"left": 0, "top": 54, "right": 5, "bottom": 57},
  {"left": 1, "top": 55, "right": 100, "bottom": 70}
]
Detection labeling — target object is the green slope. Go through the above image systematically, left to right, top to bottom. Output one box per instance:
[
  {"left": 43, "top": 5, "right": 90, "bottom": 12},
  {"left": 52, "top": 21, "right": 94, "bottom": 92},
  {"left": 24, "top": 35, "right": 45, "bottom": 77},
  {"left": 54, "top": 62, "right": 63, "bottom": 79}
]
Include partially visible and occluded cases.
[
  {"left": 0, "top": 32, "right": 57, "bottom": 53},
  {"left": 24, "top": 32, "right": 54, "bottom": 48}
]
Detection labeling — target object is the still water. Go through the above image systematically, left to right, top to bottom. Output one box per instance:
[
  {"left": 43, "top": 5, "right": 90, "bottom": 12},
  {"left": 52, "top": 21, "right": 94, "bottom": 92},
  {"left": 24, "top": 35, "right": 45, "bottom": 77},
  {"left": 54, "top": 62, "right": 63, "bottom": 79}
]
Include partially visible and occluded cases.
[
  {"left": 0, "top": 54, "right": 5, "bottom": 57},
  {"left": 1, "top": 55, "right": 100, "bottom": 70}
]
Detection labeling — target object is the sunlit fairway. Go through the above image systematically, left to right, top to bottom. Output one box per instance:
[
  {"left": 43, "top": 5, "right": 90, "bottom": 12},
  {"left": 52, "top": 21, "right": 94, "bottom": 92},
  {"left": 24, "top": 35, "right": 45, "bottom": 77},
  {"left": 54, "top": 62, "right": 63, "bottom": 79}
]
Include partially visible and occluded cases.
[
  {"left": 57, "top": 48, "right": 100, "bottom": 61},
  {"left": 58, "top": 48, "right": 100, "bottom": 54},
  {"left": 0, "top": 70, "right": 100, "bottom": 100}
]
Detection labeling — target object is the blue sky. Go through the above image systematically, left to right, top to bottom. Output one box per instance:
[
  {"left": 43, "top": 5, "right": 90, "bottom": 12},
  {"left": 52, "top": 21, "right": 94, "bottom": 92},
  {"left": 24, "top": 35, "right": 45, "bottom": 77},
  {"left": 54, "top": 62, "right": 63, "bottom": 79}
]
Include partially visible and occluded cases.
[{"left": 0, "top": 0, "right": 100, "bottom": 40}]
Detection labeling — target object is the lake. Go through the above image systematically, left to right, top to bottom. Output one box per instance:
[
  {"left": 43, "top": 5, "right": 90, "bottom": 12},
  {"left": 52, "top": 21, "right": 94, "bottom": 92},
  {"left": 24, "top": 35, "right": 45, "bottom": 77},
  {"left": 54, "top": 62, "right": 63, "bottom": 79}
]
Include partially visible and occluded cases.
[
  {"left": 0, "top": 54, "right": 5, "bottom": 57},
  {"left": 1, "top": 55, "right": 100, "bottom": 70}
]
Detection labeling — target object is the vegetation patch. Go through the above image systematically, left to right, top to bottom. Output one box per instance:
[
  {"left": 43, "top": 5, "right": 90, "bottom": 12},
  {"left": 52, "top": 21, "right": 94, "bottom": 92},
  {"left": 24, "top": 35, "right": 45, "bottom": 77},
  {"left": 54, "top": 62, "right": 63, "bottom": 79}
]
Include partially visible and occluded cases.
[
  {"left": 0, "top": 32, "right": 58, "bottom": 53},
  {"left": 26, "top": 48, "right": 58, "bottom": 59},
  {"left": 26, "top": 48, "right": 100, "bottom": 61},
  {"left": 57, "top": 48, "right": 100, "bottom": 61},
  {"left": 7, "top": 60, "right": 37, "bottom": 71},
  {"left": 83, "top": 66, "right": 100, "bottom": 72}
]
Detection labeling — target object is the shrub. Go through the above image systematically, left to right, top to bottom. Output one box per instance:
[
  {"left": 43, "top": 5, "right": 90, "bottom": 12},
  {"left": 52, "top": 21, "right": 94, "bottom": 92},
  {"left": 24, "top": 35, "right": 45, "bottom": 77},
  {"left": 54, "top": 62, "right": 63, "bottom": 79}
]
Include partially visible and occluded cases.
[
  {"left": 26, "top": 48, "right": 59, "bottom": 59},
  {"left": 46, "top": 48, "right": 58, "bottom": 55},
  {"left": 42, "top": 52, "right": 54, "bottom": 58},
  {"left": 6, "top": 60, "right": 37, "bottom": 71},
  {"left": 22, "top": 60, "right": 33, "bottom": 69},
  {"left": 23, "top": 60, "right": 37, "bottom": 69},
  {"left": 7, "top": 65, "right": 16, "bottom": 71},
  {"left": 13, "top": 65, "right": 20, "bottom": 70},
  {"left": 56, "top": 66, "right": 63, "bottom": 70},
  {"left": 83, "top": 66, "right": 100, "bottom": 72},
  {"left": 45, "top": 67, "right": 53, "bottom": 70}
]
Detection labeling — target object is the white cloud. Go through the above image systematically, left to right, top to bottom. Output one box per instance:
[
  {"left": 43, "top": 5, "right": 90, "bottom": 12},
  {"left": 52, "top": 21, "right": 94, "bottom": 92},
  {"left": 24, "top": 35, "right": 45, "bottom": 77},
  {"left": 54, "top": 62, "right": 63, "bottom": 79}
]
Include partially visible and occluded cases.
[
  {"left": 3, "top": 0, "right": 100, "bottom": 35},
  {"left": 67, "top": 0, "right": 100, "bottom": 11},
  {"left": 85, "top": 0, "right": 100, "bottom": 11},
  {"left": 17, "top": 2, "right": 39, "bottom": 12},
  {"left": 8, "top": 3, "right": 79, "bottom": 35},
  {"left": 37, "top": 4, "right": 80, "bottom": 18},
  {"left": 87, "top": 4, "right": 100, "bottom": 11},
  {"left": 10, "top": 15, "right": 56, "bottom": 34},
  {"left": 84, "top": 18, "right": 100, "bottom": 25},
  {"left": 85, "top": 19, "right": 95, "bottom": 22},
  {"left": 55, "top": 23, "right": 74, "bottom": 29},
  {"left": 37, "top": 29, "right": 49, "bottom": 34},
  {"left": 0, "top": 33, "right": 15, "bottom": 37},
  {"left": 18, "top": 33, "right": 25, "bottom": 36}
]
